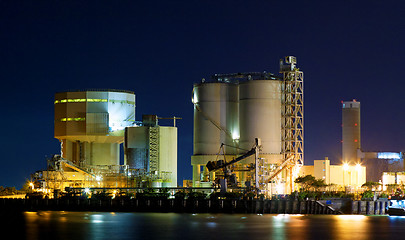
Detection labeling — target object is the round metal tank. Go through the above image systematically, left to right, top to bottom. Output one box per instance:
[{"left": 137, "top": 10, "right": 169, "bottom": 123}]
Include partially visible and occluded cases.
[
  {"left": 239, "top": 80, "right": 282, "bottom": 154},
  {"left": 193, "top": 82, "right": 239, "bottom": 155}
]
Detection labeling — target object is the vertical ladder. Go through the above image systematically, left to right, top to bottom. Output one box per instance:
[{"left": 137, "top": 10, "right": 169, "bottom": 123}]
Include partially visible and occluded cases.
[{"left": 148, "top": 126, "right": 160, "bottom": 174}]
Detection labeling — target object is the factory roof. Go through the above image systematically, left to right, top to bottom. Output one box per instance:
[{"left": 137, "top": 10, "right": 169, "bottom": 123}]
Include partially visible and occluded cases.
[
  {"left": 198, "top": 71, "right": 281, "bottom": 84},
  {"left": 56, "top": 89, "right": 135, "bottom": 94}
]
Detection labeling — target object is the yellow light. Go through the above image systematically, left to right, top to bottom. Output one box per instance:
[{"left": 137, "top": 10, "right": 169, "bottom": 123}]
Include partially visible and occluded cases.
[
  {"left": 55, "top": 98, "right": 108, "bottom": 104},
  {"left": 67, "top": 99, "right": 86, "bottom": 103},
  {"left": 60, "top": 117, "right": 85, "bottom": 122},
  {"left": 343, "top": 163, "right": 349, "bottom": 171},
  {"left": 355, "top": 163, "right": 361, "bottom": 171}
]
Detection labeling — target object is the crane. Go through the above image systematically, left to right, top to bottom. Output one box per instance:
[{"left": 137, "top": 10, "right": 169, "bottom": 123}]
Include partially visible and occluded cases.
[
  {"left": 157, "top": 116, "right": 182, "bottom": 127},
  {"left": 206, "top": 138, "right": 261, "bottom": 192},
  {"left": 206, "top": 138, "right": 299, "bottom": 195}
]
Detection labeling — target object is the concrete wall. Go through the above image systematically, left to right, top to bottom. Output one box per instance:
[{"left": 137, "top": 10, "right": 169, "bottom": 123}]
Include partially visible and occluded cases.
[
  {"left": 125, "top": 125, "right": 178, "bottom": 187},
  {"left": 159, "top": 127, "right": 177, "bottom": 187}
]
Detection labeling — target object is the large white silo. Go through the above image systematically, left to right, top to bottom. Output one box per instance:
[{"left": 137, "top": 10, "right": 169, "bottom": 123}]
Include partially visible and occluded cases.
[
  {"left": 239, "top": 80, "right": 282, "bottom": 157},
  {"left": 191, "top": 82, "right": 239, "bottom": 186},
  {"left": 192, "top": 82, "right": 239, "bottom": 156}
]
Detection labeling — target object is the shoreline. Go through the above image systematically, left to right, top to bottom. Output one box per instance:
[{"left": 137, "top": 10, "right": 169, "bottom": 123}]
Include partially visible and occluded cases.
[{"left": 0, "top": 198, "right": 388, "bottom": 215}]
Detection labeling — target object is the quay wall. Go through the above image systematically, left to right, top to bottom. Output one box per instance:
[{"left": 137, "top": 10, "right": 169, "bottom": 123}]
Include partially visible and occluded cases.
[{"left": 0, "top": 198, "right": 389, "bottom": 215}]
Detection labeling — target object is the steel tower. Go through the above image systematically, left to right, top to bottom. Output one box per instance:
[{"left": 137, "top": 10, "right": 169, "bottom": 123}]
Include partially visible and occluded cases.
[{"left": 280, "top": 56, "right": 304, "bottom": 191}]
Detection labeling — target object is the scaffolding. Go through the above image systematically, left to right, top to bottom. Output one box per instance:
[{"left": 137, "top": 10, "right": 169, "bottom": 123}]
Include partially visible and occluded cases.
[
  {"left": 280, "top": 56, "right": 304, "bottom": 191},
  {"left": 148, "top": 126, "right": 160, "bottom": 174}
]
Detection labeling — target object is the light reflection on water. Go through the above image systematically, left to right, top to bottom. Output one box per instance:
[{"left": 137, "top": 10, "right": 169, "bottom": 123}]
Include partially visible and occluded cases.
[{"left": 3, "top": 212, "right": 405, "bottom": 240}]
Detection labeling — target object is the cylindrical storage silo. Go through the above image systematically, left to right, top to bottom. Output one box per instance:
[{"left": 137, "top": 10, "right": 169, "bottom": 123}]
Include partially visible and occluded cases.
[
  {"left": 239, "top": 80, "right": 282, "bottom": 155},
  {"left": 193, "top": 82, "right": 239, "bottom": 155},
  {"left": 342, "top": 100, "right": 361, "bottom": 164}
]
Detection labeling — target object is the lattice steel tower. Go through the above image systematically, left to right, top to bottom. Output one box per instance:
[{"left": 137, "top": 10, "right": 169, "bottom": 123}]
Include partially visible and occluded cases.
[{"left": 280, "top": 56, "right": 304, "bottom": 167}]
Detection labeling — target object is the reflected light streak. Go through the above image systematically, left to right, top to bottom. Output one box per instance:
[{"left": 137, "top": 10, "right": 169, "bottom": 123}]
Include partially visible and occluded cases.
[{"left": 334, "top": 215, "right": 369, "bottom": 240}]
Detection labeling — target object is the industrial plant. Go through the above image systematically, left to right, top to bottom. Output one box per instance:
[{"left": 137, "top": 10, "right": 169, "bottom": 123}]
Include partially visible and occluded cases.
[
  {"left": 25, "top": 56, "right": 404, "bottom": 200},
  {"left": 27, "top": 56, "right": 304, "bottom": 198},
  {"left": 191, "top": 56, "right": 303, "bottom": 196},
  {"left": 32, "top": 89, "right": 178, "bottom": 197},
  {"left": 300, "top": 99, "right": 405, "bottom": 191},
  {"left": 340, "top": 100, "right": 405, "bottom": 188}
]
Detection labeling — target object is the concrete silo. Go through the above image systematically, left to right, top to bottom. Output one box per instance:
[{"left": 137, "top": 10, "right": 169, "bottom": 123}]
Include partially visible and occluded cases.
[
  {"left": 191, "top": 57, "right": 303, "bottom": 195},
  {"left": 238, "top": 77, "right": 284, "bottom": 194},
  {"left": 239, "top": 79, "right": 282, "bottom": 161},
  {"left": 191, "top": 81, "right": 239, "bottom": 186},
  {"left": 54, "top": 89, "right": 135, "bottom": 166},
  {"left": 342, "top": 100, "right": 361, "bottom": 164}
]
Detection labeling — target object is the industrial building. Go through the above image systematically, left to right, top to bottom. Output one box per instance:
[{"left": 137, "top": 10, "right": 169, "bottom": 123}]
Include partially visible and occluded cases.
[
  {"left": 191, "top": 56, "right": 303, "bottom": 195},
  {"left": 30, "top": 61, "right": 404, "bottom": 199},
  {"left": 33, "top": 89, "right": 178, "bottom": 196},
  {"left": 54, "top": 90, "right": 136, "bottom": 166},
  {"left": 296, "top": 99, "right": 404, "bottom": 191},
  {"left": 341, "top": 99, "right": 404, "bottom": 184},
  {"left": 125, "top": 115, "right": 178, "bottom": 187},
  {"left": 360, "top": 151, "right": 404, "bottom": 182},
  {"left": 300, "top": 157, "right": 366, "bottom": 190},
  {"left": 382, "top": 171, "right": 405, "bottom": 190}
]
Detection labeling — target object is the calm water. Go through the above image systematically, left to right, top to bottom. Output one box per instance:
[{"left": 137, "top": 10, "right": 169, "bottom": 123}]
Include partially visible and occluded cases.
[{"left": 2, "top": 211, "right": 405, "bottom": 240}]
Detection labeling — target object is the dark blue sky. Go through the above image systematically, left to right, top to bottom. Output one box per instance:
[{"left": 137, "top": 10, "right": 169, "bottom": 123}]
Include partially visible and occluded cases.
[{"left": 1, "top": 0, "right": 405, "bottom": 188}]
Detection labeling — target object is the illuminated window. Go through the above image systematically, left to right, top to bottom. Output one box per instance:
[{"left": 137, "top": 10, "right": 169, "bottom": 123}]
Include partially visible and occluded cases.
[
  {"left": 55, "top": 98, "right": 135, "bottom": 105},
  {"left": 55, "top": 98, "right": 108, "bottom": 104},
  {"left": 67, "top": 99, "right": 86, "bottom": 103},
  {"left": 87, "top": 99, "right": 108, "bottom": 103},
  {"left": 60, "top": 117, "right": 86, "bottom": 122},
  {"left": 378, "top": 152, "right": 401, "bottom": 160}
]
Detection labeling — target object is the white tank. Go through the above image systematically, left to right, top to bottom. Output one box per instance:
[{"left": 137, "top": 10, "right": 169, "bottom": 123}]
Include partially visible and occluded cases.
[
  {"left": 239, "top": 80, "right": 282, "bottom": 154},
  {"left": 193, "top": 82, "right": 239, "bottom": 155}
]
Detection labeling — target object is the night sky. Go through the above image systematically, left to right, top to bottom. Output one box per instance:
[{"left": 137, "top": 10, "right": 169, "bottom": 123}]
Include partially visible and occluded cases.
[{"left": 1, "top": 0, "right": 405, "bottom": 188}]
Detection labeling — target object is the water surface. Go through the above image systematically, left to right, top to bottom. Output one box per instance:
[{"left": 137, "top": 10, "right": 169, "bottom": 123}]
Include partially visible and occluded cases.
[{"left": 3, "top": 212, "right": 405, "bottom": 240}]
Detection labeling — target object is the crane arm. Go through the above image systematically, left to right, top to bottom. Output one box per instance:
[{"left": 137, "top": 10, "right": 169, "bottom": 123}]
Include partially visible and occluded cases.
[{"left": 206, "top": 147, "right": 256, "bottom": 172}]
